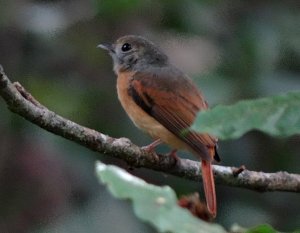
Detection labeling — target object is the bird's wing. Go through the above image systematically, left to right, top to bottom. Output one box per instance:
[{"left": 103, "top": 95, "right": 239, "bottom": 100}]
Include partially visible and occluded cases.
[{"left": 128, "top": 67, "right": 217, "bottom": 161}]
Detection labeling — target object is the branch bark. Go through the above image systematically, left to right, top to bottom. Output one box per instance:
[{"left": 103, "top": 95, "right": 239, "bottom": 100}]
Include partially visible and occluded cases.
[{"left": 0, "top": 65, "right": 299, "bottom": 193}]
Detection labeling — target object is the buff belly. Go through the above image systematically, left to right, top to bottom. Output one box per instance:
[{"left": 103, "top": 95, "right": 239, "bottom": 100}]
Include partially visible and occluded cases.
[{"left": 116, "top": 73, "right": 188, "bottom": 150}]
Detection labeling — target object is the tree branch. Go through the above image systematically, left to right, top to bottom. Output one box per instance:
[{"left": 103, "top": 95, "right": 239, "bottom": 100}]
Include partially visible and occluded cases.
[{"left": 0, "top": 65, "right": 299, "bottom": 193}]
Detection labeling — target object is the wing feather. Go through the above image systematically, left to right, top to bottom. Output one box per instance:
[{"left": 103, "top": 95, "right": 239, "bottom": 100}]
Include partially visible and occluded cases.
[{"left": 128, "top": 68, "right": 218, "bottom": 161}]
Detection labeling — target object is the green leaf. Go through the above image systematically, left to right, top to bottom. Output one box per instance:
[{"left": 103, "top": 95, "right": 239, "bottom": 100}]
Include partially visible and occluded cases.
[
  {"left": 192, "top": 91, "right": 300, "bottom": 140},
  {"left": 95, "top": 161, "right": 227, "bottom": 233},
  {"left": 245, "top": 224, "right": 278, "bottom": 233}
]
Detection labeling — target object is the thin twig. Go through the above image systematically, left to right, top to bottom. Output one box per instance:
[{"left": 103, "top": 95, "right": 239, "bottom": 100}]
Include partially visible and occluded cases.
[{"left": 0, "top": 65, "right": 299, "bottom": 193}]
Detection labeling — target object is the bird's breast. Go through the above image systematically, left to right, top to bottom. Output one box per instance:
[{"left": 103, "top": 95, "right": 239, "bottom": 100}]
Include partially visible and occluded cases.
[{"left": 116, "top": 72, "right": 188, "bottom": 150}]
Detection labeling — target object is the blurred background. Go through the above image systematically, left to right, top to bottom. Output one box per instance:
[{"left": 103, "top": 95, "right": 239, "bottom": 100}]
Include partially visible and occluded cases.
[{"left": 0, "top": 0, "right": 300, "bottom": 232}]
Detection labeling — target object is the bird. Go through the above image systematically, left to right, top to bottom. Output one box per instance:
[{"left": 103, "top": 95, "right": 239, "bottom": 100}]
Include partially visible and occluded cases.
[{"left": 98, "top": 35, "right": 220, "bottom": 218}]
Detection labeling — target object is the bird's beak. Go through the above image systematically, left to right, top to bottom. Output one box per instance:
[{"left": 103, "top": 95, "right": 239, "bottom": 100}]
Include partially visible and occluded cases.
[{"left": 97, "top": 42, "right": 115, "bottom": 53}]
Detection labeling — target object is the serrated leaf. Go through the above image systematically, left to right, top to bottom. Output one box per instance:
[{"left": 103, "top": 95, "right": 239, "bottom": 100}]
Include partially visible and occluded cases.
[
  {"left": 192, "top": 91, "right": 300, "bottom": 140},
  {"left": 95, "top": 161, "right": 226, "bottom": 233}
]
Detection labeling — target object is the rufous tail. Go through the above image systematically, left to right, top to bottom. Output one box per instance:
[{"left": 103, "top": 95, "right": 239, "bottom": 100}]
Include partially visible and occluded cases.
[{"left": 201, "top": 160, "right": 217, "bottom": 218}]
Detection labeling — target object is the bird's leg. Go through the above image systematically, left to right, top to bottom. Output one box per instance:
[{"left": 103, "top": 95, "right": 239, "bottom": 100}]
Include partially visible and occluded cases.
[
  {"left": 141, "top": 139, "right": 162, "bottom": 153},
  {"left": 167, "top": 149, "right": 180, "bottom": 164},
  {"left": 168, "top": 149, "right": 178, "bottom": 159},
  {"left": 232, "top": 165, "right": 246, "bottom": 177}
]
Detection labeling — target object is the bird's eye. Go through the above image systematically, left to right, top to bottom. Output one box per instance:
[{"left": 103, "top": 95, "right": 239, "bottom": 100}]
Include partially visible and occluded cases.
[{"left": 121, "top": 43, "right": 132, "bottom": 52}]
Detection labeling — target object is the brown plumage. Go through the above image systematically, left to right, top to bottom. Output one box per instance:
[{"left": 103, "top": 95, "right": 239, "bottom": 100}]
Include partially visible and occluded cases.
[{"left": 98, "top": 35, "right": 220, "bottom": 218}]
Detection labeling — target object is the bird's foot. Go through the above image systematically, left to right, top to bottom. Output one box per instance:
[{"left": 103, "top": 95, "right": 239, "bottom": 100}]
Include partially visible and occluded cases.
[
  {"left": 141, "top": 139, "right": 162, "bottom": 153},
  {"left": 167, "top": 149, "right": 180, "bottom": 165},
  {"left": 232, "top": 165, "right": 246, "bottom": 177}
]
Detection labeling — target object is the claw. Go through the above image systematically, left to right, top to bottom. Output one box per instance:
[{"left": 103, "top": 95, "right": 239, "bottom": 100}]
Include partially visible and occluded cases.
[
  {"left": 141, "top": 139, "right": 162, "bottom": 153},
  {"left": 167, "top": 149, "right": 180, "bottom": 165},
  {"left": 168, "top": 149, "right": 178, "bottom": 159},
  {"left": 232, "top": 165, "right": 246, "bottom": 177}
]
